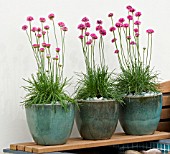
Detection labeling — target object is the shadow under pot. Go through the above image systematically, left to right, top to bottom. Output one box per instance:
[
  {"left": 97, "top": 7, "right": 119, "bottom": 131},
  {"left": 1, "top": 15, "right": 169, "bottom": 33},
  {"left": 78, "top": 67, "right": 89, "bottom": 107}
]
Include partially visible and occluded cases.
[
  {"left": 119, "top": 93, "right": 162, "bottom": 135},
  {"left": 76, "top": 100, "right": 119, "bottom": 140},
  {"left": 25, "top": 103, "right": 75, "bottom": 145}
]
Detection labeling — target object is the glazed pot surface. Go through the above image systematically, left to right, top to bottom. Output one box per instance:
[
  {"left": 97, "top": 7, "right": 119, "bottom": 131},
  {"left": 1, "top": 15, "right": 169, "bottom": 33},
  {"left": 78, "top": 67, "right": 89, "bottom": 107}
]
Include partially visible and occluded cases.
[
  {"left": 119, "top": 94, "right": 162, "bottom": 135},
  {"left": 76, "top": 100, "right": 119, "bottom": 140},
  {"left": 25, "top": 103, "right": 75, "bottom": 145}
]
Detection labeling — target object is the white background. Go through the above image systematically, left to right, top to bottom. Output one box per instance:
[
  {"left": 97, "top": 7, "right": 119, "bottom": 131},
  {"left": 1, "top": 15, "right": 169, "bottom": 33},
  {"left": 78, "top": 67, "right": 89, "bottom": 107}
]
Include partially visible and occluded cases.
[{"left": 0, "top": 0, "right": 170, "bottom": 151}]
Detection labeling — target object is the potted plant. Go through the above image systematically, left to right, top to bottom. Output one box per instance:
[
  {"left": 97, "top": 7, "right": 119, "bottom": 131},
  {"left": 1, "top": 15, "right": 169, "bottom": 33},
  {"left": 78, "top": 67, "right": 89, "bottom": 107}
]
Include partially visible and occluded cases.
[
  {"left": 108, "top": 6, "right": 162, "bottom": 135},
  {"left": 21, "top": 14, "right": 76, "bottom": 145},
  {"left": 75, "top": 17, "right": 122, "bottom": 140}
]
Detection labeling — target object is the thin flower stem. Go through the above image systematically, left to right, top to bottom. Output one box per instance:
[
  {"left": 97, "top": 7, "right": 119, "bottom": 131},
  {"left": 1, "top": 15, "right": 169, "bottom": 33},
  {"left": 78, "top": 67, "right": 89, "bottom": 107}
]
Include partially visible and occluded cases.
[
  {"left": 52, "top": 20, "right": 58, "bottom": 47},
  {"left": 149, "top": 34, "right": 153, "bottom": 66}
]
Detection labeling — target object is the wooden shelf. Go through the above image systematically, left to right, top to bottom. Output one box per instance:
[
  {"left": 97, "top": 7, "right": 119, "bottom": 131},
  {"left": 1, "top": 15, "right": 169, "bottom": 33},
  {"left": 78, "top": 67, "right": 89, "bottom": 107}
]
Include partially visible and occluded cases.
[{"left": 10, "top": 131, "right": 170, "bottom": 153}]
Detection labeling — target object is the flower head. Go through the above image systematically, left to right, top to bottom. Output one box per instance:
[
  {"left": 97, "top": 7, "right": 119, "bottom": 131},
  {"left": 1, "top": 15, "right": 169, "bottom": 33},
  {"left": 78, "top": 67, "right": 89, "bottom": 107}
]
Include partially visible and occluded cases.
[
  {"left": 126, "top": 5, "right": 132, "bottom": 10},
  {"left": 129, "top": 8, "right": 136, "bottom": 13},
  {"left": 135, "top": 12, "right": 142, "bottom": 17},
  {"left": 48, "top": 13, "right": 55, "bottom": 20},
  {"left": 108, "top": 13, "right": 113, "bottom": 17},
  {"left": 127, "top": 15, "right": 133, "bottom": 20},
  {"left": 27, "top": 16, "right": 34, "bottom": 21},
  {"left": 40, "top": 17, "right": 46, "bottom": 23},
  {"left": 82, "top": 17, "right": 89, "bottom": 22},
  {"left": 119, "top": 18, "right": 125, "bottom": 23},
  {"left": 97, "top": 20, "right": 103, "bottom": 25},
  {"left": 134, "top": 20, "right": 141, "bottom": 25},
  {"left": 58, "top": 22, "right": 65, "bottom": 27},
  {"left": 85, "top": 22, "right": 91, "bottom": 28},
  {"left": 115, "top": 22, "right": 123, "bottom": 28},
  {"left": 123, "top": 23, "right": 129, "bottom": 28},
  {"left": 78, "top": 24, "right": 85, "bottom": 30},
  {"left": 22, "top": 25, "right": 28, "bottom": 30},
  {"left": 44, "top": 25, "right": 50, "bottom": 30},
  {"left": 96, "top": 25, "right": 103, "bottom": 31},
  {"left": 109, "top": 26, "right": 116, "bottom": 32},
  {"left": 31, "top": 27, "right": 37, "bottom": 32},
  {"left": 37, "top": 27, "right": 41, "bottom": 32},
  {"left": 62, "top": 27, "right": 68, "bottom": 31},
  {"left": 134, "top": 28, "right": 139, "bottom": 33},
  {"left": 99, "top": 29, "right": 106, "bottom": 36},
  {"left": 146, "top": 29, "right": 154, "bottom": 34},
  {"left": 42, "top": 31, "right": 46, "bottom": 35},
  {"left": 85, "top": 32, "right": 90, "bottom": 36},
  {"left": 90, "top": 33, "right": 98, "bottom": 39},
  {"left": 135, "top": 33, "right": 140, "bottom": 37},
  {"left": 37, "top": 34, "right": 42, "bottom": 38},
  {"left": 79, "top": 35, "right": 84, "bottom": 39},
  {"left": 127, "top": 36, "right": 131, "bottom": 40},
  {"left": 111, "top": 38, "right": 117, "bottom": 43},
  {"left": 86, "top": 39, "right": 93, "bottom": 45},
  {"left": 130, "top": 41, "right": 136, "bottom": 45},
  {"left": 42, "top": 42, "right": 46, "bottom": 47},
  {"left": 32, "top": 44, "right": 40, "bottom": 48},
  {"left": 46, "top": 44, "right": 51, "bottom": 48},
  {"left": 56, "top": 47, "right": 60, "bottom": 52},
  {"left": 40, "top": 48, "right": 45, "bottom": 52},
  {"left": 114, "top": 49, "right": 119, "bottom": 53},
  {"left": 46, "top": 54, "right": 51, "bottom": 58},
  {"left": 53, "top": 55, "right": 59, "bottom": 60}
]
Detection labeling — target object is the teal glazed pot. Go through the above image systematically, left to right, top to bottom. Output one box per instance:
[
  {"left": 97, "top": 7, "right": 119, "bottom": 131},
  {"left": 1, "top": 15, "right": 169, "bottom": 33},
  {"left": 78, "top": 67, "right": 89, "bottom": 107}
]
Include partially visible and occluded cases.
[
  {"left": 119, "top": 93, "right": 162, "bottom": 135},
  {"left": 76, "top": 100, "right": 119, "bottom": 140},
  {"left": 25, "top": 103, "right": 75, "bottom": 145}
]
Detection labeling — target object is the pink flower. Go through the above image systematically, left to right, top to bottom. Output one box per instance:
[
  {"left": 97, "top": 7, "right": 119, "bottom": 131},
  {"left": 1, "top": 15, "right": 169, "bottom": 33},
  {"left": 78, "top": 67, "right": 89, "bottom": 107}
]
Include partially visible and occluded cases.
[
  {"left": 126, "top": 5, "right": 132, "bottom": 10},
  {"left": 129, "top": 8, "right": 136, "bottom": 13},
  {"left": 135, "top": 12, "right": 142, "bottom": 17},
  {"left": 48, "top": 13, "right": 55, "bottom": 20},
  {"left": 108, "top": 13, "right": 113, "bottom": 17},
  {"left": 127, "top": 15, "right": 133, "bottom": 20},
  {"left": 27, "top": 16, "right": 34, "bottom": 22},
  {"left": 40, "top": 17, "right": 46, "bottom": 23},
  {"left": 82, "top": 17, "right": 89, "bottom": 22},
  {"left": 119, "top": 18, "right": 125, "bottom": 23},
  {"left": 97, "top": 20, "right": 103, "bottom": 25},
  {"left": 134, "top": 20, "right": 141, "bottom": 25},
  {"left": 58, "top": 22, "right": 65, "bottom": 27},
  {"left": 85, "top": 22, "right": 90, "bottom": 28},
  {"left": 115, "top": 22, "right": 123, "bottom": 28},
  {"left": 123, "top": 23, "right": 129, "bottom": 28},
  {"left": 78, "top": 24, "right": 85, "bottom": 30},
  {"left": 22, "top": 25, "right": 28, "bottom": 30},
  {"left": 44, "top": 25, "right": 50, "bottom": 30},
  {"left": 96, "top": 25, "right": 103, "bottom": 31},
  {"left": 109, "top": 26, "right": 116, "bottom": 32},
  {"left": 31, "top": 27, "right": 37, "bottom": 32},
  {"left": 37, "top": 27, "right": 41, "bottom": 32},
  {"left": 62, "top": 27, "right": 68, "bottom": 31},
  {"left": 134, "top": 28, "right": 139, "bottom": 33},
  {"left": 99, "top": 29, "right": 106, "bottom": 36},
  {"left": 146, "top": 29, "right": 154, "bottom": 34},
  {"left": 42, "top": 31, "right": 46, "bottom": 35},
  {"left": 85, "top": 32, "right": 90, "bottom": 36},
  {"left": 90, "top": 33, "right": 98, "bottom": 39},
  {"left": 135, "top": 33, "right": 140, "bottom": 37},
  {"left": 36, "top": 34, "right": 42, "bottom": 38},
  {"left": 79, "top": 35, "right": 84, "bottom": 39},
  {"left": 127, "top": 36, "right": 131, "bottom": 40},
  {"left": 111, "top": 38, "right": 117, "bottom": 43},
  {"left": 86, "top": 39, "right": 93, "bottom": 45},
  {"left": 130, "top": 41, "right": 136, "bottom": 45},
  {"left": 42, "top": 42, "right": 46, "bottom": 47},
  {"left": 32, "top": 44, "right": 40, "bottom": 48},
  {"left": 46, "top": 44, "right": 51, "bottom": 48},
  {"left": 40, "top": 48, "right": 45, "bottom": 52},
  {"left": 56, "top": 48, "right": 60, "bottom": 52},
  {"left": 114, "top": 49, "right": 119, "bottom": 53},
  {"left": 46, "top": 54, "right": 51, "bottom": 58},
  {"left": 53, "top": 55, "right": 59, "bottom": 60}
]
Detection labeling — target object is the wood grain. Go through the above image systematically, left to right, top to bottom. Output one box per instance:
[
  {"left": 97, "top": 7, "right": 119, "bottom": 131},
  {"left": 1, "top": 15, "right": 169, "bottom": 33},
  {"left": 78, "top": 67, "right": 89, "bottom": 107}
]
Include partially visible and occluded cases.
[
  {"left": 158, "top": 81, "right": 170, "bottom": 93},
  {"left": 162, "top": 95, "right": 170, "bottom": 107},
  {"left": 161, "top": 108, "right": 170, "bottom": 119},
  {"left": 157, "top": 122, "right": 170, "bottom": 132},
  {"left": 10, "top": 131, "right": 170, "bottom": 153}
]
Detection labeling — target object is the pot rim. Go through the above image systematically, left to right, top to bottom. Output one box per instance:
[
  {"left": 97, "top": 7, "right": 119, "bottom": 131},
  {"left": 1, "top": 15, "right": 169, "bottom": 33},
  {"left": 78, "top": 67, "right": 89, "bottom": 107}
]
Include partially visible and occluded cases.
[
  {"left": 124, "top": 92, "right": 162, "bottom": 98},
  {"left": 77, "top": 99, "right": 116, "bottom": 103},
  {"left": 25, "top": 102, "right": 73, "bottom": 107}
]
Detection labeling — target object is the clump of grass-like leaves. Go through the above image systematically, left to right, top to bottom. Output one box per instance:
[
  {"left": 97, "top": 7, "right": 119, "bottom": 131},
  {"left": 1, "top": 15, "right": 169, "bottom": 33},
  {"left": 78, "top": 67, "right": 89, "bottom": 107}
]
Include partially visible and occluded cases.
[{"left": 76, "top": 66, "right": 122, "bottom": 102}]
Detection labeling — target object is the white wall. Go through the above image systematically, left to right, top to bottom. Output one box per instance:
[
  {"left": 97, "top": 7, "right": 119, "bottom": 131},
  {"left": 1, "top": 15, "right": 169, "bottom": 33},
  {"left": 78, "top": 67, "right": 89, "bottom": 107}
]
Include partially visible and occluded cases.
[{"left": 0, "top": 0, "right": 170, "bottom": 151}]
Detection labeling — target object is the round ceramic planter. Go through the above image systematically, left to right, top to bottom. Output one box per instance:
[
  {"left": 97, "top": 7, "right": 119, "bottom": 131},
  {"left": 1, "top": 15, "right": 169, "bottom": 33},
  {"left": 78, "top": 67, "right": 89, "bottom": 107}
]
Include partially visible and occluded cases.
[
  {"left": 119, "top": 93, "right": 162, "bottom": 135},
  {"left": 76, "top": 100, "right": 119, "bottom": 140},
  {"left": 25, "top": 103, "right": 75, "bottom": 145}
]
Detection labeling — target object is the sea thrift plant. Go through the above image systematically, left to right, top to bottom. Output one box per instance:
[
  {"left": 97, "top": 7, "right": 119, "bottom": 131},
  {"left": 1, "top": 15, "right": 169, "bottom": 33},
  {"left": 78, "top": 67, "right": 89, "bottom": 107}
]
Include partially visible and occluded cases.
[
  {"left": 108, "top": 5, "right": 159, "bottom": 95},
  {"left": 22, "top": 14, "right": 75, "bottom": 108},
  {"left": 75, "top": 17, "right": 122, "bottom": 101}
]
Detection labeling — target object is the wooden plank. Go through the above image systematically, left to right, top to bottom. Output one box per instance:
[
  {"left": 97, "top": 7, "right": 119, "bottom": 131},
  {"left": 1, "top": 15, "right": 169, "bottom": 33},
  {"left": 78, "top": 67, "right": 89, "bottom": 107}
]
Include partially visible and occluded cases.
[
  {"left": 158, "top": 81, "right": 170, "bottom": 93},
  {"left": 163, "top": 96, "right": 170, "bottom": 107},
  {"left": 161, "top": 108, "right": 170, "bottom": 119},
  {"left": 157, "top": 122, "right": 170, "bottom": 132},
  {"left": 30, "top": 131, "right": 170, "bottom": 153},
  {"left": 10, "top": 142, "right": 34, "bottom": 150},
  {"left": 17, "top": 142, "right": 36, "bottom": 151},
  {"left": 25, "top": 145, "right": 43, "bottom": 153}
]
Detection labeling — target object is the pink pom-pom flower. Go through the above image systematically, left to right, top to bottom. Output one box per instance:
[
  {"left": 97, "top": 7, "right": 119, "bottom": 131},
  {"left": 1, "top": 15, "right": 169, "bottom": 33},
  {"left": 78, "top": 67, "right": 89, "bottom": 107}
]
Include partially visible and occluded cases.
[
  {"left": 135, "top": 12, "right": 142, "bottom": 17},
  {"left": 48, "top": 13, "right": 55, "bottom": 20},
  {"left": 108, "top": 13, "right": 113, "bottom": 17},
  {"left": 27, "top": 16, "right": 34, "bottom": 21},
  {"left": 40, "top": 17, "right": 46, "bottom": 23},
  {"left": 82, "top": 17, "right": 89, "bottom": 22},
  {"left": 58, "top": 22, "right": 65, "bottom": 27},
  {"left": 22, "top": 25, "right": 28, "bottom": 30},
  {"left": 146, "top": 29, "right": 154, "bottom": 34},
  {"left": 90, "top": 33, "right": 98, "bottom": 39},
  {"left": 114, "top": 49, "right": 119, "bottom": 53}
]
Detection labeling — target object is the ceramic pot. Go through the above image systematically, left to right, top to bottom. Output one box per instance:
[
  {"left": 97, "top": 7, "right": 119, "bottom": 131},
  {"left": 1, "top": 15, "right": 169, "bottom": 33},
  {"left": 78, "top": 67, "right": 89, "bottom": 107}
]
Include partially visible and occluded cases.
[
  {"left": 119, "top": 93, "right": 162, "bottom": 135},
  {"left": 76, "top": 100, "right": 119, "bottom": 140},
  {"left": 25, "top": 103, "right": 75, "bottom": 145}
]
